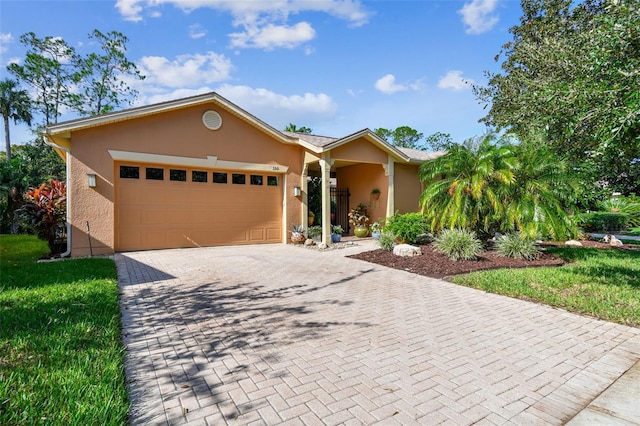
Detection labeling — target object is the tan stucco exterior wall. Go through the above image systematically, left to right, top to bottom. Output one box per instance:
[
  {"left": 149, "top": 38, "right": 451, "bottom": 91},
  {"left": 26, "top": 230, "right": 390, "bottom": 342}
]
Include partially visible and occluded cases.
[
  {"left": 67, "top": 103, "right": 303, "bottom": 256},
  {"left": 330, "top": 138, "right": 389, "bottom": 164},
  {"left": 335, "top": 163, "right": 388, "bottom": 232},
  {"left": 394, "top": 163, "right": 423, "bottom": 214}
]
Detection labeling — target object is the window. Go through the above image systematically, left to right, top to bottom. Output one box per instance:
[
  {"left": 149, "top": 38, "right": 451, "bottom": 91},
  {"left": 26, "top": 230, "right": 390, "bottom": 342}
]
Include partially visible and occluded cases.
[
  {"left": 120, "top": 166, "right": 139, "bottom": 179},
  {"left": 146, "top": 167, "right": 164, "bottom": 180},
  {"left": 170, "top": 169, "right": 187, "bottom": 181},
  {"left": 192, "top": 171, "right": 207, "bottom": 182},
  {"left": 213, "top": 172, "right": 227, "bottom": 184},
  {"left": 232, "top": 173, "right": 246, "bottom": 185},
  {"left": 250, "top": 175, "right": 263, "bottom": 185},
  {"left": 267, "top": 176, "right": 278, "bottom": 186}
]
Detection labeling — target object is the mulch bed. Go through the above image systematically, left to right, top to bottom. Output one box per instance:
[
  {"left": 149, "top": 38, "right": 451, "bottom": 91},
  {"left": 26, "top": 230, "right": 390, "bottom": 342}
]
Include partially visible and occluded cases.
[
  {"left": 348, "top": 240, "right": 638, "bottom": 280},
  {"left": 348, "top": 245, "right": 565, "bottom": 280}
]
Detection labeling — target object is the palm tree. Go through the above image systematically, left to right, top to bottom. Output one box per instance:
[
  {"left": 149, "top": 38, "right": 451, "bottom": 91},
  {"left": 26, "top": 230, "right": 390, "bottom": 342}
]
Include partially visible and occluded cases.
[
  {"left": 0, "top": 79, "right": 33, "bottom": 162},
  {"left": 284, "top": 123, "right": 313, "bottom": 134},
  {"left": 419, "top": 131, "right": 578, "bottom": 241},
  {"left": 419, "top": 132, "right": 517, "bottom": 238},
  {"left": 504, "top": 139, "right": 578, "bottom": 240}
]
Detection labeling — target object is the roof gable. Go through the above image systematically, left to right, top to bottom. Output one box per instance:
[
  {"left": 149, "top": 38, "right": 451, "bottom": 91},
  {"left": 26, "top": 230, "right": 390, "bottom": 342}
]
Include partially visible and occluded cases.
[{"left": 45, "top": 92, "right": 296, "bottom": 146}]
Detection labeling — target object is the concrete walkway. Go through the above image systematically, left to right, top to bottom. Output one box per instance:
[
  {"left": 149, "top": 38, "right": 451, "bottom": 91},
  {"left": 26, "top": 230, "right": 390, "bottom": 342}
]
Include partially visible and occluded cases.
[{"left": 116, "top": 241, "right": 640, "bottom": 425}]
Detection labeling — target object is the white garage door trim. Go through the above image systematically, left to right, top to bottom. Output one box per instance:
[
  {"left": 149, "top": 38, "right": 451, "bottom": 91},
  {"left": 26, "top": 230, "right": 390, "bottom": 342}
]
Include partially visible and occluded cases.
[{"left": 108, "top": 150, "right": 289, "bottom": 174}]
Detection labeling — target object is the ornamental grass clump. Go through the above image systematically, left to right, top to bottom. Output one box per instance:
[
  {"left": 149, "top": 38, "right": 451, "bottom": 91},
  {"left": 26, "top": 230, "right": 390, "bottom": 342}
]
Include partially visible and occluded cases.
[
  {"left": 434, "top": 228, "right": 483, "bottom": 261},
  {"left": 377, "top": 230, "right": 397, "bottom": 251},
  {"left": 495, "top": 232, "right": 540, "bottom": 260}
]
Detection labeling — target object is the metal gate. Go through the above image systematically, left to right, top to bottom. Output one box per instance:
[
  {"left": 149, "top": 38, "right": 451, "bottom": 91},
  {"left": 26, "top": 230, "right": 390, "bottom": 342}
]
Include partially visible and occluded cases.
[{"left": 331, "top": 187, "right": 350, "bottom": 233}]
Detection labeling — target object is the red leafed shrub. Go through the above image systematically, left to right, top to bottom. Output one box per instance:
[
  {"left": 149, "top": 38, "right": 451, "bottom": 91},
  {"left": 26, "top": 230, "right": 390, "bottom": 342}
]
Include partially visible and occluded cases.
[{"left": 18, "top": 180, "right": 67, "bottom": 254}]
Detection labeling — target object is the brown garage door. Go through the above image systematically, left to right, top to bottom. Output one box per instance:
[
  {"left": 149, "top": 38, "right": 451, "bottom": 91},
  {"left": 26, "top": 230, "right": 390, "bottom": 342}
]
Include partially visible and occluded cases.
[{"left": 115, "top": 163, "right": 283, "bottom": 251}]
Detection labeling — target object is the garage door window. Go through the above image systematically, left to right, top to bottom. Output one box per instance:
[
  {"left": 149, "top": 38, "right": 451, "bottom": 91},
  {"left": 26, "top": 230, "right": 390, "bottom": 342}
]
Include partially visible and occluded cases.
[
  {"left": 120, "top": 166, "right": 139, "bottom": 179},
  {"left": 146, "top": 167, "right": 164, "bottom": 180},
  {"left": 170, "top": 169, "right": 187, "bottom": 181},
  {"left": 192, "top": 171, "right": 207, "bottom": 182},
  {"left": 213, "top": 172, "right": 227, "bottom": 184},
  {"left": 232, "top": 173, "right": 246, "bottom": 185},
  {"left": 250, "top": 175, "right": 263, "bottom": 186},
  {"left": 267, "top": 176, "right": 278, "bottom": 186}
]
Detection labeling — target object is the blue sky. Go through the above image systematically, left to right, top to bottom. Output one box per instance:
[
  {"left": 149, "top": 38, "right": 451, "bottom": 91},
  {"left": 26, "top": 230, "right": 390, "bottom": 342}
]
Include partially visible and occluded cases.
[{"left": 0, "top": 0, "right": 522, "bottom": 149}]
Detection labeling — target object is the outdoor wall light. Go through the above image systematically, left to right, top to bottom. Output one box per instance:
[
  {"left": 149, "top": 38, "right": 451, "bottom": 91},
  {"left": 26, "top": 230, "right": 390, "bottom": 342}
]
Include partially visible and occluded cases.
[
  {"left": 87, "top": 173, "right": 97, "bottom": 188},
  {"left": 293, "top": 186, "right": 301, "bottom": 197}
]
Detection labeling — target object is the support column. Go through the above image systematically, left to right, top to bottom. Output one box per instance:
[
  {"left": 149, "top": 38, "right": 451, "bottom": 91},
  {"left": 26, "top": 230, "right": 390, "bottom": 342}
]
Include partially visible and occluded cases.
[
  {"left": 319, "top": 153, "right": 332, "bottom": 245},
  {"left": 384, "top": 155, "right": 395, "bottom": 218},
  {"left": 301, "top": 164, "right": 309, "bottom": 232}
]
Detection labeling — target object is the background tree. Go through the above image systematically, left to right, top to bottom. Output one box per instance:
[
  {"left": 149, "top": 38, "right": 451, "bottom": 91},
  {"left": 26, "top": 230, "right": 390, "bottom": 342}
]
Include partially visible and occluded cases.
[
  {"left": 473, "top": 0, "right": 640, "bottom": 198},
  {"left": 2, "top": 30, "right": 142, "bottom": 233},
  {"left": 76, "top": 30, "right": 144, "bottom": 116},
  {"left": 8, "top": 32, "right": 80, "bottom": 126},
  {"left": 0, "top": 79, "right": 33, "bottom": 162},
  {"left": 284, "top": 123, "right": 313, "bottom": 134},
  {"left": 374, "top": 126, "right": 424, "bottom": 149},
  {"left": 424, "top": 132, "right": 454, "bottom": 152},
  {"left": 0, "top": 139, "right": 65, "bottom": 233}
]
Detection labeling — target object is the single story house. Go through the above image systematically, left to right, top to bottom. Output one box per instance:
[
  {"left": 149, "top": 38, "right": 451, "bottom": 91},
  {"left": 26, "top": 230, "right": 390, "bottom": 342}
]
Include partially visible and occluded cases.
[{"left": 44, "top": 92, "right": 441, "bottom": 257}]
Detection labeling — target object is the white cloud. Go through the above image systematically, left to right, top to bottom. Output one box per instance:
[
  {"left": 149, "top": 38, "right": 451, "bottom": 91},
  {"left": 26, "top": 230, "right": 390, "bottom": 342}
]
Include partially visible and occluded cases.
[
  {"left": 115, "top": 0, "right": 370, "bottom": 50},
  {"left": 115, "top": 0, "right": 145, "bottom": 22},
  {"left": 458, "top": 0, "right": 500, "bottom": 34},
  {"left": 229, "top": 22, "right": 315, "bottom": 50},
  {"left": 189, "top": 24, "right": 207, "bottom": 39},
  {"left": 0, "top": 33, "right": 14, "bottom": 54},
  {"left": 136, "top": 52, "right": 233, "bottom": 88},
  {"left": 437, "top": 70, "right": 475, "bottom": 91},
  {"left": 374, "top": 74, "right": 426, "bottom": 95},
  {"left": 375, "top": 74, "right": 406, "bottom": 94},
  {"left": 133, "top": 84, "right": 337, "bottom": 129},
  {"left": 216, "top": 84, "right": 337, "bottom": 126}
]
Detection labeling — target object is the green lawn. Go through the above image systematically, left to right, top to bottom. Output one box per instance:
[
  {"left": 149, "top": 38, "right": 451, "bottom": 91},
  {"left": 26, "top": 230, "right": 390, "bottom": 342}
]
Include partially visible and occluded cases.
[
  {"left": 0, "top": 235, "right": 128, "bottom": 425},
  {"left": 453, "top": 246, "right": 640, "bottom": 327}
]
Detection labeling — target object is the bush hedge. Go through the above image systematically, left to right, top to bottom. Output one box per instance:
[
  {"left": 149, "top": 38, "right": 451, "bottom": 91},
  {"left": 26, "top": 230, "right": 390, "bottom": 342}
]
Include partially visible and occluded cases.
[
  {"left": 384, "top": 212, "right": 429, "bottom": 244},
  {"left": 577, "top": 212, "right": 629, "bottom": 232}
]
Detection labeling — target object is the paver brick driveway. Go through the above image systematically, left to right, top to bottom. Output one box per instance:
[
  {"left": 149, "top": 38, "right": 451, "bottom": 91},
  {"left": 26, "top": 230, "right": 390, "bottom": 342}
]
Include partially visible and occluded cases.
[{"left": 116, "top": 242, "right": 640, "bottom": 425}]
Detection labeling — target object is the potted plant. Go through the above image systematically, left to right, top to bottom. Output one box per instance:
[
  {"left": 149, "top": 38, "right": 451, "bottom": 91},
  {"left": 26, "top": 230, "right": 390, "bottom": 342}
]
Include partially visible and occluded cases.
[
  {"left": 370, "top": 188, "right": 381, "bottom": 201},
  {"left": 348, "top": 203, "right": 370, "bottom": 238},
  {"left": 370, "top": 221, "right": 382, "bottom": 240},
  {"left": 290, "top": 223, "right": 306, "bottom": 244},
  {"left": 331, "top": 224, "right": 344, "bottom": 243},
  {"left": 308, "top": 225, "right": 322, "bottom": 242}
]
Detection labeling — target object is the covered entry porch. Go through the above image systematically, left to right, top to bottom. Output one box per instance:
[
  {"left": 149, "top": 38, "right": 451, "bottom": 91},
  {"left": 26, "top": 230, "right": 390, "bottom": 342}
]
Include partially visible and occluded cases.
[{"left": 294, "top": 129, "right": 424, "bottom": 246}]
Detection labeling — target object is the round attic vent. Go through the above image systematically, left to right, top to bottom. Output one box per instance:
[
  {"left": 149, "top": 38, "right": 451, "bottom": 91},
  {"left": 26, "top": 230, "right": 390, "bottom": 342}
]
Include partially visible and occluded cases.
[{"left": 202, "top": 110, "right": 222, "bottom": 130}]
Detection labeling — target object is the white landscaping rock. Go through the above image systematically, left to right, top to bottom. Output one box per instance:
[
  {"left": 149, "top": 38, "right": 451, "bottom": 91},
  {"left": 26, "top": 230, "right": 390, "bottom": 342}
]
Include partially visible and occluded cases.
[
  {"left": 609, "top": 236, "right": 624, "bottom": 247},
  {"left": 304, "top": 239, "right": 315, "bottom": 246},
  {"left": 565, "top": 240, "right": 583, "bottom": 247},
  {"left": 393, "top": 244, "right": 422, "bottom": 257}
]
